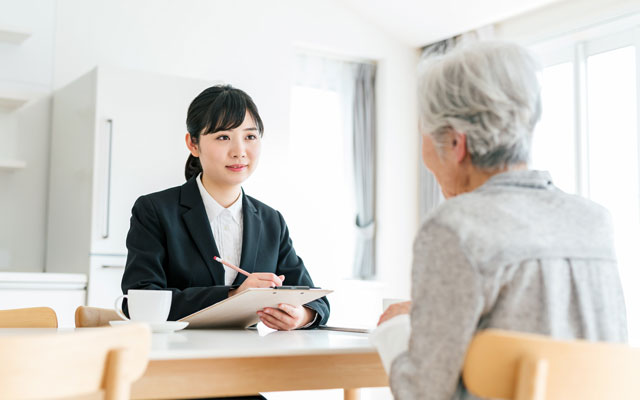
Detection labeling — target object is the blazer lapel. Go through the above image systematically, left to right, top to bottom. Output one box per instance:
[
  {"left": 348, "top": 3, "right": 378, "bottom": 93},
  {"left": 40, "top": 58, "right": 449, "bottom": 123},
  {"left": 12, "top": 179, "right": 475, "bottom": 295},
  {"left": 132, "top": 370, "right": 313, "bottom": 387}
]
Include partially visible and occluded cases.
[
  {"left": 180, "top": 178, "right": 225, "bottom": 285},
  {"left": 234, "top": 193, "right": 262, "bottom": 285}
]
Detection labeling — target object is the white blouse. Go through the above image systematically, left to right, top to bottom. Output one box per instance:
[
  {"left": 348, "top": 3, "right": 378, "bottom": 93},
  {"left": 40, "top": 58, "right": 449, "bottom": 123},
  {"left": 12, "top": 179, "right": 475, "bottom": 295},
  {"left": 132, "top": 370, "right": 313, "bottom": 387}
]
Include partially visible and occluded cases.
[
  {"left": 195, "top": 174, "right": 317, "bottom": 328},
  {"left": 196, "top": 174, "right": 243, "bottom": 286}
]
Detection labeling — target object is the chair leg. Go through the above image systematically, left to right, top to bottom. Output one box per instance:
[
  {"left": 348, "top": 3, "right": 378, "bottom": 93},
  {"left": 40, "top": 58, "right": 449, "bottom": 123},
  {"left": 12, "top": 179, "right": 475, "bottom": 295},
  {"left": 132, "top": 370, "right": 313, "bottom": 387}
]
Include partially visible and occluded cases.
[
  {"left": 103, "top": 348, "right": 129, "bottom": 400},
  {"left": 514, "top": 357, "right": 548, "bottom": 400},
  {"left": 344, "top": 388, "right": 360, "bottom": 400}
]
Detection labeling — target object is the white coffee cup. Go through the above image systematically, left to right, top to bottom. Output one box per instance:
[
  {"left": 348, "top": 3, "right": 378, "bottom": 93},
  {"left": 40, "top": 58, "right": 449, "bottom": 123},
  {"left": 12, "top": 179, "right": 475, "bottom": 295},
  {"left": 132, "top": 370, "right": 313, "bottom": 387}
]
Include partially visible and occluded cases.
[{"left": 114, "top": 289, "right": 172, "bottom": 323}]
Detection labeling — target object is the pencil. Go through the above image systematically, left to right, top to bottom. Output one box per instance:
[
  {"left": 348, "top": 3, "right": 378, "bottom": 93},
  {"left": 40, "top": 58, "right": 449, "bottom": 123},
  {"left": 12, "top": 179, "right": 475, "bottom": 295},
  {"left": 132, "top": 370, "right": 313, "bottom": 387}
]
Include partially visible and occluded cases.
[{"left": 213, "top": 256, "right": 251, "bottom": 277}]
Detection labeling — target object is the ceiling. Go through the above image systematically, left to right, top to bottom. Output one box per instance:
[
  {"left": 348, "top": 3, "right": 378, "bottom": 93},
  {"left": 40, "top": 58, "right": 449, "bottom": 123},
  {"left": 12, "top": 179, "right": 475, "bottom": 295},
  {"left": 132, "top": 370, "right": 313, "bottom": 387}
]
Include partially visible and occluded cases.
[{"left": 342, "top": 0, "right": 564, "bottom": 47}]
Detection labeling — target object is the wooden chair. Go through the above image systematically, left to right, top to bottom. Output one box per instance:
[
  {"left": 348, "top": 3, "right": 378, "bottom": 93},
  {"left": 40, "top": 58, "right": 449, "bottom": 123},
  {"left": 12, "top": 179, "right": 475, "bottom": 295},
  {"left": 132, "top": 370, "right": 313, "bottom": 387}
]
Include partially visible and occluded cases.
[
  {"left": 75, "top": 305, "right": 124, "bottom": 327},
  {"left": 0, "top": 307, "right": 58, "bottom": 328},
  {"left": 0, "top": 323, "right": 151, "bottom": 400},
  {"left": 463, "top": 329, "right": 640, "bottom": 400}
]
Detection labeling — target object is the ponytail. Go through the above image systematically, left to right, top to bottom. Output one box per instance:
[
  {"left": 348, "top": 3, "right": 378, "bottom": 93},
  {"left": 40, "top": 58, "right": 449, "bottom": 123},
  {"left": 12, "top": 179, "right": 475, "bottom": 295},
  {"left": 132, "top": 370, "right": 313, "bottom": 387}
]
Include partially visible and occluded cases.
[{"left": 185, "top": 154, "right": 202, "bottom": 181}]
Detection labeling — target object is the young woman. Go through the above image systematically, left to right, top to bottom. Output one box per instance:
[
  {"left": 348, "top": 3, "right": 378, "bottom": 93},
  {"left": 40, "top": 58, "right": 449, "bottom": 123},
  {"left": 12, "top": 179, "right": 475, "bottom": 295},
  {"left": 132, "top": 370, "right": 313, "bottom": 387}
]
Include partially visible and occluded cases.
[{"left": 121, "top": 85, "right": 329, "bottom": 330}]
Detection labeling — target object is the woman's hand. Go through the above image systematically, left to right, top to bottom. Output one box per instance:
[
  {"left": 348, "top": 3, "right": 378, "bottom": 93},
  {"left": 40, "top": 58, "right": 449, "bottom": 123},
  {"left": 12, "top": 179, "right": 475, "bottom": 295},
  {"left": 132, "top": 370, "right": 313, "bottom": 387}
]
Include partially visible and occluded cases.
[
  {"left": 228, "top": 273, "right": 285, "bottom": 297},
  {"left": 377, "top": 301, "right": 411, "bottom": 326},
  {"left": 257, "top": 303, "right": 316, "bottom": 330}
]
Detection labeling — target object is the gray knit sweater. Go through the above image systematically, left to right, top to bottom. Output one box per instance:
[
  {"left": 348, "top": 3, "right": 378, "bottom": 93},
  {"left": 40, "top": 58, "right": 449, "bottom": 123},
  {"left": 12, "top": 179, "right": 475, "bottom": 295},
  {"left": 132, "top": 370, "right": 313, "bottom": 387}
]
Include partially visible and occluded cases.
[{"left": 389, "top": 170, "right": 627, "bottom": 400}]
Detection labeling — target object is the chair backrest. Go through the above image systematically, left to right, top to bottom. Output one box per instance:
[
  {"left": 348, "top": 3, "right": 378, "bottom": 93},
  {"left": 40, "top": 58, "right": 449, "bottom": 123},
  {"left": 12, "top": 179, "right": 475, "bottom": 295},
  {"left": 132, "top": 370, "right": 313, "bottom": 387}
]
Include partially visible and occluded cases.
[
  {"left": 76, "top": 305, "right": 124, "bottom": 327},
  {"left": 0, "top": 307, "right": 58, "bottom": 328},
  {"left": 0, "top": 323, "right": 151, "bottom": 400},
  {"left": 463, "top": 329, "right": 640, "bottom": 400}
]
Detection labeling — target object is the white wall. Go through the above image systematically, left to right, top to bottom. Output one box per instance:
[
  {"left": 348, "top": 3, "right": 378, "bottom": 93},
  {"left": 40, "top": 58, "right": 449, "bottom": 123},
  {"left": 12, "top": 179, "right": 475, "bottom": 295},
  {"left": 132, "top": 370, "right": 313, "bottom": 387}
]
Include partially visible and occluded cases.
[
  {"left": 0, "top": 0, "right": 56, "bottom": 271},
  {"left": 0, "top": 0, "right": 55, "bottom": 88},
  {"left": 52, "top": 0, "right": 419, "bottom": 299},
  {"left": 343, "top": 0, "right": 562, "bottom": 47},
  {"left": 495, "top": 0, "right": 640, "bottom": 43},
  {"left": 1, "top": 1, "right": 419, "bottom": 298}
]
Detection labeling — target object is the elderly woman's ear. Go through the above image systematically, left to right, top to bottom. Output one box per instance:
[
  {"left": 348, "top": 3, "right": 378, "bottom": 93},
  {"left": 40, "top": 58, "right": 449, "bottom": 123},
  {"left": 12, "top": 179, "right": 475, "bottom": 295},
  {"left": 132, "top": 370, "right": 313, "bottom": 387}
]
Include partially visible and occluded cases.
[{"left": 451, "top": 131, "right": 468, "bottom": 164}]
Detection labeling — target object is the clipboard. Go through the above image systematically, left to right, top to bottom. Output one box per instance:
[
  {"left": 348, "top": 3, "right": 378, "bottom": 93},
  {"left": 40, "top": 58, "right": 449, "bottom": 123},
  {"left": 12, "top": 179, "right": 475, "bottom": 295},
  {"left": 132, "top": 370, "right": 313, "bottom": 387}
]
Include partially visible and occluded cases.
[{"left": 179, "top": 287, "right": 332, "bottom": 328}]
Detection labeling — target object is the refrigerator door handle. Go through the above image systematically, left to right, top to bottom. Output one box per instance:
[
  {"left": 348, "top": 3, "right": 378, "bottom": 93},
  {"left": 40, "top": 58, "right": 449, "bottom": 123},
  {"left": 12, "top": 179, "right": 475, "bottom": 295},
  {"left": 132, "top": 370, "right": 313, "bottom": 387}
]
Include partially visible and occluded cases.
[{"left": 101, "top": 118, "right": 114, "bottom": 239}]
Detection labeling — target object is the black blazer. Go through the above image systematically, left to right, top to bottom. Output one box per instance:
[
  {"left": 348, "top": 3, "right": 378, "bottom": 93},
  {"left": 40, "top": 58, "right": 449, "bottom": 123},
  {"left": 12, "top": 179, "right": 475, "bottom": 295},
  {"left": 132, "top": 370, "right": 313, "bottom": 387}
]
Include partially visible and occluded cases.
[{"left": 121, "top": 176, "right": 330, "bottom": 326}]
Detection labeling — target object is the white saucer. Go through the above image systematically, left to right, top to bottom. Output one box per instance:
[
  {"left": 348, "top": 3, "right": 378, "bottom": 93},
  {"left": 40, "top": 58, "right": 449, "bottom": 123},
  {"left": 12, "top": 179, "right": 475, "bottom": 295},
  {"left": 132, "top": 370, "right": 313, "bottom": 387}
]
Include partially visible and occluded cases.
[{"left": 109, "top": 320, "right": 189, "bottom": 333}]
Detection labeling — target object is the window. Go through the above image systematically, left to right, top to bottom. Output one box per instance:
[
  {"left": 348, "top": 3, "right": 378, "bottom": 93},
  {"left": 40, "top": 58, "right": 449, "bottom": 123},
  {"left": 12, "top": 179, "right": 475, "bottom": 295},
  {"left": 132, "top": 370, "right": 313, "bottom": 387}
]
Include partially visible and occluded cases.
[
  {"left": 531, "top": 24, "right": 640, "bottom": 343},
  {"left": 286, "top": 53, "right": 378, "bottom": 286},
  {"left": 285, "top": 54, "right": 381, "bottom": 332},
  {"left": 531, "top": 62, "right": 576, "bottom": 194},
  {"left": 287, "top": 84, "right": 356, "bottom": 285}
]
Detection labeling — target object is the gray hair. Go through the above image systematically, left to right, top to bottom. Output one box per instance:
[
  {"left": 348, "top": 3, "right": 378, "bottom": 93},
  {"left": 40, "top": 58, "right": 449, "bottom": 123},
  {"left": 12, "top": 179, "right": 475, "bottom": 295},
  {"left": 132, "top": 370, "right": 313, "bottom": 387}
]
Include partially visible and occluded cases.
[{"left": 418, "top": 41, "right": 542, "bottom": 170}]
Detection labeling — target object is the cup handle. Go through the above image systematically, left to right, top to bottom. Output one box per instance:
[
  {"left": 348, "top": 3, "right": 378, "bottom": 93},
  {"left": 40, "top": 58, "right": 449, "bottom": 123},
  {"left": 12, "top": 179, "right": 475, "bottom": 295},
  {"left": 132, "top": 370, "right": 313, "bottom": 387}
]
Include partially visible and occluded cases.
[{"left": 114, "top": 294, "right": 130, "bottom": 321}]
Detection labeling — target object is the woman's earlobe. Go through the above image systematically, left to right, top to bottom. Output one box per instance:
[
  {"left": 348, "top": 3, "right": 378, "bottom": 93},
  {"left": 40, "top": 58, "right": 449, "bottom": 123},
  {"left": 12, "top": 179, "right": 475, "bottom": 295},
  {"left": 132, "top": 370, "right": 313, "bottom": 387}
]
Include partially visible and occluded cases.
[
  {"left": 185, "top": 133, "right": 199, "bottom": 156},
  {"left": 454, "top": 133, "right": 467, "bottom": 163}
]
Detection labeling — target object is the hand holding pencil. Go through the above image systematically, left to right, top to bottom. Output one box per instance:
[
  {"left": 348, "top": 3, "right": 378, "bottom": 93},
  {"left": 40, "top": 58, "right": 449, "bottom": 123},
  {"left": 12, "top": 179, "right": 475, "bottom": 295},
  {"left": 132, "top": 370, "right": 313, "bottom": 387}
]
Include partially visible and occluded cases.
[
  {"left": 214, "top": 256, "right": 284, "bottom": 297},
  {"left": 214, "top": 256, "right": 314, "bottom": 330}
]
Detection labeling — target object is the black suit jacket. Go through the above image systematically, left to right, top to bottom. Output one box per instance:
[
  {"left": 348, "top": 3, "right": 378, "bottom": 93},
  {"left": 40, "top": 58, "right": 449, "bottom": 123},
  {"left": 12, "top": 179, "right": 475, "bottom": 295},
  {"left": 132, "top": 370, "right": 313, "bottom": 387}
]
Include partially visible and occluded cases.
[{"left": 121, "top": 177, "right": 330, "bottom": 326}]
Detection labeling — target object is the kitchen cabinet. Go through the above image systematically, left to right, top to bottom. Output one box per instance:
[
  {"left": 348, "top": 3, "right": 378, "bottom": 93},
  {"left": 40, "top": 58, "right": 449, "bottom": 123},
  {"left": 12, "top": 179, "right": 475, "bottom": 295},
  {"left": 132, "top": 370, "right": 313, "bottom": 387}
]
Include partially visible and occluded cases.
[
  {"left": 87, "top": 255, "right": 126, "bottom": 308},
  {"left": 0, "top": 272, "right": 87, "bottom": 328}
]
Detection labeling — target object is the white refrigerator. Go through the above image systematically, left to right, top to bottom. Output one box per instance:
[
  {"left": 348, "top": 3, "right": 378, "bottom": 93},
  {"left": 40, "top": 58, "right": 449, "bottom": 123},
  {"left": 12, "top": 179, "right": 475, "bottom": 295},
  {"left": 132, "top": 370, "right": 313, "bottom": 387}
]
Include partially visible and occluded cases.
[{"left": 46, "top": 67, "right": 212, "bottom": 307}]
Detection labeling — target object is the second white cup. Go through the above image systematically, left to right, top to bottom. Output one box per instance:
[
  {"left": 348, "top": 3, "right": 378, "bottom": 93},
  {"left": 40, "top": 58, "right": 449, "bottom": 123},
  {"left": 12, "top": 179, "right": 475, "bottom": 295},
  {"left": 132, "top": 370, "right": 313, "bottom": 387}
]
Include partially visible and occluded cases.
[{"left": 114, "top": 289, "right": 172, "bottom": 323}]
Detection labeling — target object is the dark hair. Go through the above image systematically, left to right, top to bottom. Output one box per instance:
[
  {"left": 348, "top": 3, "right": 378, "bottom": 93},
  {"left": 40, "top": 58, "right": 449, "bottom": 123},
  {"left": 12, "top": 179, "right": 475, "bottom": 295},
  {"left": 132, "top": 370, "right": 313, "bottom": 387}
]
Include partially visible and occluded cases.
[{"left": 185, "top": 85, "right": 264, "bottom": 180}]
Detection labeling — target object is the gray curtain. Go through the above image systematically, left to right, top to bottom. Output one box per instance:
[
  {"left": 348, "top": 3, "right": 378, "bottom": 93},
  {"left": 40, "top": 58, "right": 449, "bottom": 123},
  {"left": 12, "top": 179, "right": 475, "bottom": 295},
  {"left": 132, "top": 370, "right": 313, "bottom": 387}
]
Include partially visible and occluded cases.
[
  {"left": 418, "top": 31, "right": 495, "bottom": 219},
  {"left": 420, "top": 37, "right": 457, "bottom": 58},
  {"left": 417, "top": 38, "right": 458, "bottom": 221},
  {"left": 352, "top": 63, "right": 376, "bottom": 279},
  {"left": 419, "top": 163, "right": 444, "bottom": 221}
]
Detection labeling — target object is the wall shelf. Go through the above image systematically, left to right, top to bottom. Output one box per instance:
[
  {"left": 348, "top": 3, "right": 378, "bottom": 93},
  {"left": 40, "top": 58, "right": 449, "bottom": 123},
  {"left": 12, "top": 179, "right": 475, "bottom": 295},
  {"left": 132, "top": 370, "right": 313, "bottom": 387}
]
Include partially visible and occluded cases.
[
  {"left": 0, "top": 27, "right": 31, "bottom": 44},
  {"left": 0, "top": 83, "right": 48, "bottom": 111},
  {"left": 0, "top": 94, "right": 30, "bottom": 110},
  {"left": 0, "top": 160, "right": 27, "bottom": 171}
]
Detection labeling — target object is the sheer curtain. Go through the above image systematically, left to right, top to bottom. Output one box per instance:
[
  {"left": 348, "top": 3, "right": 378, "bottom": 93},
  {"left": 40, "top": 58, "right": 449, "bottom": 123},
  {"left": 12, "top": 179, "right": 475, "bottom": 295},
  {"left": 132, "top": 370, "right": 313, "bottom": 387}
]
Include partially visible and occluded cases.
[
  {"left": 418, "top": 27, "right": 494, "bottom": 220},
  {"left": 291, "top": 53, "right": 376, "bottom": 280},
  {"left": 352, "top": 63, "right": 376, "bottom": 279}
]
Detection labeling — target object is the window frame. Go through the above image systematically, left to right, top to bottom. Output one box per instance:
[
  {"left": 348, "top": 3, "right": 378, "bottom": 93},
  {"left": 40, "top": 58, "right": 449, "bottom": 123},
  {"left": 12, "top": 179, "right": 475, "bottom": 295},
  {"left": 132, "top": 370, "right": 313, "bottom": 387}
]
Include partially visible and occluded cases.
[
  {"left": 528, "top": 14, "right": 640, "bottom": 343},
  {"left": 529, "top": 17, "right": 640, "bottom": 200}
]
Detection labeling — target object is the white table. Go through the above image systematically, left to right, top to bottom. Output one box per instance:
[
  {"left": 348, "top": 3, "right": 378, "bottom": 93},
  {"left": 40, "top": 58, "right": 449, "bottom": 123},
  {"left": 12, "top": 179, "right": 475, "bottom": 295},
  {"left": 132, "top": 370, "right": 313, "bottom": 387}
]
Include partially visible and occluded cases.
[
  {"left": 0, "top": 327, "right": 387, "bottom": 399},
  {"left": 133, "top": 328, "right": 388, "bottom": 399}
]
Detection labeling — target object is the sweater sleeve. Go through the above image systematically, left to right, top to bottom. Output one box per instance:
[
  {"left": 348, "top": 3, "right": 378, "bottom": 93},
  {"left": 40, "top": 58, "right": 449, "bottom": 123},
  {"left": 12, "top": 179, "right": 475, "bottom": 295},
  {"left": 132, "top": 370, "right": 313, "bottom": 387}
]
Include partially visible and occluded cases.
[{"left": 388, "top": 221, "right": 484, "bottom": 400}]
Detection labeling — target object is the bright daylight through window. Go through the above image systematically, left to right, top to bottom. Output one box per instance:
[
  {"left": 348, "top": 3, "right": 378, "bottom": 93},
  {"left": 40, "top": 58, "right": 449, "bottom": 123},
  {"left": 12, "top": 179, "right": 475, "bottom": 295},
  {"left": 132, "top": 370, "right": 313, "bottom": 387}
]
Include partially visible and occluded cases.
[{"left": 287, "top": 85, "right": 356, "bottom": 285}]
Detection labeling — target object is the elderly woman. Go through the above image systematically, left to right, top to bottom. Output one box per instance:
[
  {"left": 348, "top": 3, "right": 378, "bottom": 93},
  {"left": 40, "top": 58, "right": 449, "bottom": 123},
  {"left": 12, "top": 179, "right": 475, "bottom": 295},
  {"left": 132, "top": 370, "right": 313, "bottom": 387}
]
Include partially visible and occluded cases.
[{"left": 371, "top": 41, "right": 627, "bottom": 400}]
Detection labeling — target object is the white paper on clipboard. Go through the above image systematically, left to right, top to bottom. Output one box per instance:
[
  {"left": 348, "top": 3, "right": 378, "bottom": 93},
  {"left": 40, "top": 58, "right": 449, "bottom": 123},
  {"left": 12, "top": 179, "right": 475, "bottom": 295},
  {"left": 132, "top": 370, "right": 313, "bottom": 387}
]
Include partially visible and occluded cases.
[{"left": 179, "top": 287, "right": 332, "bottom": 328}]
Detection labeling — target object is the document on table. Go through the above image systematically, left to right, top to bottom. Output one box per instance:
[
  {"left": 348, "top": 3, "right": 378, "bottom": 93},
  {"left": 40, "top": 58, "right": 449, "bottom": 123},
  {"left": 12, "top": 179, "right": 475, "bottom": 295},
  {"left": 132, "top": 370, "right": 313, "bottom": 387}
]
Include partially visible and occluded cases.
[
  {"left": 180, "top": 287, "right": 332, "bottom": 328},
  {"left": 318, "top": 325, "right": 371, "bottom": 334}
]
